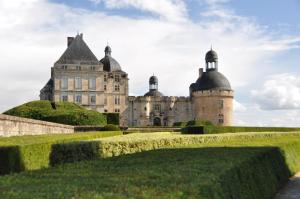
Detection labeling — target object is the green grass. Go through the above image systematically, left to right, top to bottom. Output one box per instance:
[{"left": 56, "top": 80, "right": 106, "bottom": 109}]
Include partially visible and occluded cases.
[
  {"left": 0, "top": 131, "right": 122, "bottom": 174},
  {"left": 1, "top": 133, "right": 300, "bottom": 198}
]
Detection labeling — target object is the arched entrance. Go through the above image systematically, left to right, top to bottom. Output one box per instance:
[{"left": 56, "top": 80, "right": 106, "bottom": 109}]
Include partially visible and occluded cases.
[{"left": 153, "top": 117, "right": 161, "bottom": 126}]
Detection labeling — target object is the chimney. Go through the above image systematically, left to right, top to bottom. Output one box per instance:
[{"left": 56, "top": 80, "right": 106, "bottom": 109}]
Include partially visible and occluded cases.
[
  {"left": 67, "top": 37, "right": 74, "bottom": 47},
  {"left": 199, "top": 68, "right": 203, "bottom": 78}
]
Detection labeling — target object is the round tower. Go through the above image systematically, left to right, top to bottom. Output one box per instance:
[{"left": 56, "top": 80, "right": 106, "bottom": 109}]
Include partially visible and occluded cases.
[{"left": 190, "top": 49, "right": 234, "bottom": 126}]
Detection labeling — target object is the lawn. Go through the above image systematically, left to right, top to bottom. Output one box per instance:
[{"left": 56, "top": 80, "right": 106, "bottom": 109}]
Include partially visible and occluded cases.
[{"left": 1, "top": 132, "right": 300, "bottom": 199}]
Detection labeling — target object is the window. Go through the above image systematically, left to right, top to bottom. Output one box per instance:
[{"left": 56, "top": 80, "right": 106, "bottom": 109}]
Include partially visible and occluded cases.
[
  {"left": 62, "top": 65, "right": 67, "bottom": 70},
  {"left": 76, "top": 66, "right": 81, "bottom": 70},
  {"left": 91, "top": 66, "right": 96, "bottom": 71},
  {"left": 104, "top": 75, "right": 107, "bottom": 82},
  {"left": 115, "top": 75, "right": 120, "bottom": 82},
  {"left": 61, "top": 77, "right": 68, "bottom": 90},
  {"left": 75, "top": 77, "right": 82, "bottom": 89},
  {"left": 89, "top": 78, "right": 96, "bottom": 90},
  {"left": 104, "top": 85, "right": 107, "bottom": 91},
  {"left": 115, "top": 85, "right": 120, "bottom": 91},
  {"left": 61, "top": 93, "right": 68, "bottom": 102},
  {"left": 75, "top": 94, "right": 82, "bottom": 104},
  {"left": 90, "top": 95, "right": 96, "bottom": 105},
  {"left": 115, "top": 96, "right": 120, "bottom": 105},
  {"left": 104, "top": 97, "right": 107, "bottom": 105},
  {"left": 218, "top": 100, "right": 224, "bottom": 109},
  {"left": 154, "top": 104, "right": 160, "bottom": 111},
  {"left": 144, "top": 107, "right": 147, "bottom": 111},
  {"left": 104, "top": 109, "right": 108, "bottom": 113},
  {"left": 115, "top": 109, "right": 120, "bottom": 113},
  {"left": 218, "top": 114, "right": 224, "bottom": 124}
]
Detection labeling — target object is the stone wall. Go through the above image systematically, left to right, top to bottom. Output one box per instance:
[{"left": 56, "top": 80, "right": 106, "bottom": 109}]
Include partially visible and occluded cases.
[
  {"left": 192, "top": 90, "right": 234, "bottom": 126},
  {"left": 0, "top": 114, "right": 74, "bottom": 137}
]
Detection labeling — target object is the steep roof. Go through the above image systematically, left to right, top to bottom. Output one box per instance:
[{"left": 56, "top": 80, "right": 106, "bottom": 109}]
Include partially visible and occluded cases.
[{"left": 56, "top": 34, "right": 99, "bottom": 64}]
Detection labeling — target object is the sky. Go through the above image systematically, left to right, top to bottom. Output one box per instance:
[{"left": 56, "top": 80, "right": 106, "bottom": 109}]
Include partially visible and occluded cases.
[{"left": 0, "top": 0, "right": 300, "bottom": 126}]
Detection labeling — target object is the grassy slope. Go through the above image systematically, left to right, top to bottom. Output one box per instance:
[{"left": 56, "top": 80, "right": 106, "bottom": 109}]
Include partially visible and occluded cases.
[{"left": 1, "top": 133, "right": 300, "bottom": 198}]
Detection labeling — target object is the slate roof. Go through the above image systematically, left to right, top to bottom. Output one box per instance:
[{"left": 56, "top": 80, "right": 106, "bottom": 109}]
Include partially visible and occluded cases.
[
  {"left": 56, "top": 34, "right": 99, "bottom": 64},
  {"left": 100, "top": 46, "right": 122, "bottom": 72},
  {"left": 191, "top": 70, "right": 231, "bottom": 91},
  {"left": 144, "top": 89, "right": 164, "bottom": 97}
]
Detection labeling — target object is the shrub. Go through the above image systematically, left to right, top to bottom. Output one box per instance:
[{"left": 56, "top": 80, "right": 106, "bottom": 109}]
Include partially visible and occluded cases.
[
  {"left": 3, "top": 100, "right": 107, "bottom": 126},
  {"left": 103, "top": 113, "right": 120, "bottom": 125},
  {"left": 173, "top": 122, "right": 187, "bottom": 127},
  {"left": 102, "top": 124, "right": 120, "bottom": 131},
  {"left": 181, "top": 126, "right": 204, "bottom": 134},
  {"left": 0, "top": 131, "right": 122, "bottom": 175}
]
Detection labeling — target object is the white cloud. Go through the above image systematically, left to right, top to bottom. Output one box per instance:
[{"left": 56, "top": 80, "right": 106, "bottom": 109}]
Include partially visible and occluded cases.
[
  {"left": 90, "top": 0, "right": 187, "bottom": 22},
  {"left": 251, "top": 74, "right": 300, "bottom": 110}
]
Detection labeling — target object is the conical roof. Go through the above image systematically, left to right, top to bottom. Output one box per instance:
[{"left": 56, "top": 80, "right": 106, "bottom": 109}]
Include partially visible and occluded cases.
[{"left": 56, "top": 34, "right": 98, "bottom": 64}]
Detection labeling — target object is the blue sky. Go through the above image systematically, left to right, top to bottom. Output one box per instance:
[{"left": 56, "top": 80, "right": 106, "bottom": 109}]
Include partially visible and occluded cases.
[{"left": 0, "top": 0, "right": 300, "bottom": 126}]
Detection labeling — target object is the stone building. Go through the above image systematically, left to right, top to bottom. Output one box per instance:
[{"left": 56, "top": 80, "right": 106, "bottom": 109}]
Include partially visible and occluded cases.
[
  {"left": 40, "top": 34, "right": 233, "bottom": 126},
  {"left": 40, "top": 34, "right": 129, "bottom": 125},
  {"left": 189, "top": 49, "right": 234, "bottom": 126},
  {"left": 126, "top": 76, "right": 192, "bottom": 126}
]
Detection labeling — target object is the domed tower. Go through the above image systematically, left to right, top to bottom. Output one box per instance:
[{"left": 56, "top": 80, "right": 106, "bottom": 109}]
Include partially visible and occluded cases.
[
  {"left": 100, "top": 45, "right": 122, "bottom": 72},
  {"left": 190, "top": 49, "right": 234, "bottom": 126},
  {"left": 144, "top": 75, "right": 164, "bottom": 97}
]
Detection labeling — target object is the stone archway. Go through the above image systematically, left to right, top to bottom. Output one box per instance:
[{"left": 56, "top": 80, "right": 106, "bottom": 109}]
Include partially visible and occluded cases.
[{"left": 153, "top": 117, "right": 161, "bottom": 126}]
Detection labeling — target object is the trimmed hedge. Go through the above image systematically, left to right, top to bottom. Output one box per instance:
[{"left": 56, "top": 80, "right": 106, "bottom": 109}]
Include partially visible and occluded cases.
[
  {"left": 3, "top": 100, "right": 107, "bottom": 126},
  {"left": 103, "top": 113, "right": 119, "bottom": 125},
  {"left": 179, "top": 120, "right": 300, "bottom": 134},
  {"left": 101, "top": 124, "right": 120, "bottom": 131},
  {"left": 0, "top": 131, "right": 122, "bottom": 175},
  {"left": 49, "top": 131, "right": 300, "bottom": 165},
  {"left": 1, "top": 133, "right": 300, "bottom": 198}
]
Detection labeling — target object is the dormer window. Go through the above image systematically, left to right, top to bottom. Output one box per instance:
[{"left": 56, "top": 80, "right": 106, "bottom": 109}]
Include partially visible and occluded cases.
[
  {"left": 62, "top": 65, "right": 67, "bottom": 70},
  {"left": 76, "top": 66, "right": 81, "bottom": 70},
  {"left": 91, "top": 66, "right": 96, "bottom": 71}
]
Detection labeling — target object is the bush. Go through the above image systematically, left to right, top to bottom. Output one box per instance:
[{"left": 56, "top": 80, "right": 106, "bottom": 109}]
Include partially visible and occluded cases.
[
  {"left": 3, "top": 100, "right": 107, "bottom": 126},
  {"left": 103, "top": 113, "right": 120, "bottom": 125},
  {"left": 173, "top": 122, "right": 187, "bottom": 127},
  {"left": 101, "top": 124, "right": 120, "bottom": 131},
  {"left": 181, "top": 126, "right": 204, "bottom": 134},
  {"left": 0, "top": 131, "right": 122, "bottom": 175}
]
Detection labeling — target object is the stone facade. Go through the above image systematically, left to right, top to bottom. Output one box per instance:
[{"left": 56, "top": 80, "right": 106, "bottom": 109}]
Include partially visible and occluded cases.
[
  {"left": 40, "top": 34, "right": 128, "bottom": 125},
  {"left": 41, "top": 34, "right": 234, "bottom": 127},
  {"left": 192, "top": 90, "right": 234, "bottom": 126},
  {"left": 0, "top": 114, "right": 74, "bottom": 137}
]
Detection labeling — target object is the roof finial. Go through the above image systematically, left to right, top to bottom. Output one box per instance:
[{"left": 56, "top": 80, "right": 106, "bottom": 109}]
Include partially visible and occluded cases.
[
  {"left": 77, "top": 30, "right": 79, "bottom": 36},
  {"left": 211, "top": 44, "right": 212, "bottom": 50}
]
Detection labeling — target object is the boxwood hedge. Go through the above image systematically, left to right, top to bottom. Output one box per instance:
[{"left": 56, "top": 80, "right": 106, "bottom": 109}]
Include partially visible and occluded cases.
[
  {"left": 179, "top": 120, "right": 300, "bottom": 134},
  {"left": 0, "top": 131, "right": 122, "bottom": 175},
  {"left": 1, "top": 133, "right": 300, "bottom": 198}
]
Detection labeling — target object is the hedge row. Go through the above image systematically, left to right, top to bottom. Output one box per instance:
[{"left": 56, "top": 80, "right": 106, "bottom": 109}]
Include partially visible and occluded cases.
[
  {"left": 103, "top": 113, "right": 120, "bottom": 125},
  {"left": 179, "top": 120, "right": 300, "bottom": 134},
  {"left": 0, "top": 131, "right": 122, "bottom": 175},
  {"left": 49, "top": 131, "right": 300, "bottom": 165},
  {"left": 1, "top": 133, "right": 300, "bottom": 198}
]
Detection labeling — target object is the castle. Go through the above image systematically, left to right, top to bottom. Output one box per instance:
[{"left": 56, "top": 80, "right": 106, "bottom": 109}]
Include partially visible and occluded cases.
[{"left": 40, "top": 34, "right": 234, "bottom": 126}]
